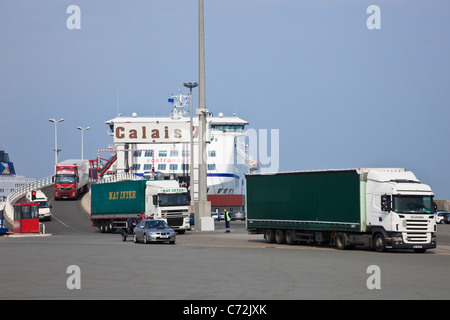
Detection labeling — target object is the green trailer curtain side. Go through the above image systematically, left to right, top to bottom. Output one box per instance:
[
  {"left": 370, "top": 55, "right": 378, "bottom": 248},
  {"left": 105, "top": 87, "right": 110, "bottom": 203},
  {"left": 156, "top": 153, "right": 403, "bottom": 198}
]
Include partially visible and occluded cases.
[
  {"left": 245, "top": 170, "right": 362, "bottom": 232},
  {"left": 91, "top": 180, "right": 147, "bottom": 216}
]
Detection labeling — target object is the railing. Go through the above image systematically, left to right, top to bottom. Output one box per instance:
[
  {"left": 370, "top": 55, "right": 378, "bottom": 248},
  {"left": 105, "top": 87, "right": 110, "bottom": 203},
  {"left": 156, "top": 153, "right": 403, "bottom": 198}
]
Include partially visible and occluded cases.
[
  {"left": 96, "top": 172, "right": 143, "bottom": 184},
  {"left": 4, "top": 176, "right": 54, "bottom": 226}
]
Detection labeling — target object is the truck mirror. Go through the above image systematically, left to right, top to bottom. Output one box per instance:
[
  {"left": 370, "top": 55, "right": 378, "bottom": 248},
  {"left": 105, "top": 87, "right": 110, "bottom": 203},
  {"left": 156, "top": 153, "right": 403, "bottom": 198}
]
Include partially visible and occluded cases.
[
  {"left": 381, "top": 194, "right": 392, "bottom": 212},
  {"left": 152, "top": 195, "right": 158, "bottom": 205},
  {"left": 433, "top": 202, "right": 438, "bottom": 213}
]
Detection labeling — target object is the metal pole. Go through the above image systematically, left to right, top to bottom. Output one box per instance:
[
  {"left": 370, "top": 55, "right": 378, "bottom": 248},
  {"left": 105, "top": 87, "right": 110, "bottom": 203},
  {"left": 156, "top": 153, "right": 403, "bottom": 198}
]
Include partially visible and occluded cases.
[
  {"left": 197, "top": 0, "right": 211, "bottom": 229},
  {"left": 198, "top": 0, "right": 207, "bottom": 203},
  {"left": 183, "top": 82, "right": 198, "bottom": 208},
  {"left": 49, "top": 118, "right": 64, "bottom": 166},
  {"left": 77, "top": 126, "right": 90, "bottom": 160}
]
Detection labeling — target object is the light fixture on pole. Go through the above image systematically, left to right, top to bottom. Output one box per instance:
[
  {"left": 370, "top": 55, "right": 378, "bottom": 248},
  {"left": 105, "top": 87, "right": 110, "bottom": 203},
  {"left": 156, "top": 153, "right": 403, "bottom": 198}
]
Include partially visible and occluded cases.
[
  {"left": 49, "top": 118, "right": 64, "bottom": 165},
  {"left": 76, "top": 126, "right": 90, "bottom": 160}
]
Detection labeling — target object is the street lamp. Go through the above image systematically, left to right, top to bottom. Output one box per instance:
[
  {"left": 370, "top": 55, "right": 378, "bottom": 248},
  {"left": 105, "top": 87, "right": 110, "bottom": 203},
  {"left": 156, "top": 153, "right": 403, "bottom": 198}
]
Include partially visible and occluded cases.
[
  {"left": 183, "top": 82, "right": 198, "bottom": 207},
  {"left": 49, "top": 118, "right": 64, "bottom": 165},
  {"left": 76, "top": 126, "right": 90, "bottom": 160}
]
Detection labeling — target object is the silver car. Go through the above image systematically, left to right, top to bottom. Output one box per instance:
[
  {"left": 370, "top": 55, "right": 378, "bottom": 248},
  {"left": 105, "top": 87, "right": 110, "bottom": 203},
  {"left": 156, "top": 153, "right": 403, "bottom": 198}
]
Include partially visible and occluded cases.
[
  {"left": 233, "top": 211, "right": 246, "bottom": 221},
  {"left": 133, "top": 220, "right": 176, "bottom": 244}
]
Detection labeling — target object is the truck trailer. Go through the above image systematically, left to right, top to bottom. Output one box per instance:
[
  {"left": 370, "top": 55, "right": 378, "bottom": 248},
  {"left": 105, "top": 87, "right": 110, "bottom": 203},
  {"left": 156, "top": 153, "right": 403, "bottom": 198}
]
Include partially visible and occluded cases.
[
  {"left": 54, "top": 159, "right": 90, "bottom": 200},
  {"left": 246, "top": 168, "right": 437, "bottom": 253},
  {"left": 90, "top": 179, "right": 190, "bottom": 233}
]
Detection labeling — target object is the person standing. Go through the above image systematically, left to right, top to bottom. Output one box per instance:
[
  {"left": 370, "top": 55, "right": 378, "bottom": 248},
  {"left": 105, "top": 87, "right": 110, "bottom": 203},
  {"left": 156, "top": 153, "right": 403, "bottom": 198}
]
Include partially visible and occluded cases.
[{"left": 224, "top": 208, "right": 231, "bottom": 233}]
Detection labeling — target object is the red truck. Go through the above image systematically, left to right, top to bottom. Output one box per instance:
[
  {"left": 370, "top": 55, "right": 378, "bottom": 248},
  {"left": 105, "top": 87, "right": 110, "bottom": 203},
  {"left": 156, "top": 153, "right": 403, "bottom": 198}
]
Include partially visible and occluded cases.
[{"left": 54, "top": 159, "right": 89, "bottom": 200}]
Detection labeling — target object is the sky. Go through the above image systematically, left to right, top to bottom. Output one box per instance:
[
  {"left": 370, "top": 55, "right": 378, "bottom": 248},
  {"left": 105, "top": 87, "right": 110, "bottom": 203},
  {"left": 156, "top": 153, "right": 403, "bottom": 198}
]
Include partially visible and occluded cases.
[{"left": 0, "top": 0, "right": 449, "bottom": 198}]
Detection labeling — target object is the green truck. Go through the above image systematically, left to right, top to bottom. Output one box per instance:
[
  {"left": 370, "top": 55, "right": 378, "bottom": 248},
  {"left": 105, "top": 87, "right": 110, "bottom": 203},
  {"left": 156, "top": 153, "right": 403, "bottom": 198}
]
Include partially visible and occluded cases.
[
  {"left": 246, "top": 168, "right": 437, "bottom": 253},
  {"left": 91, "top": 179, "right": 190, "bottom": 233}
]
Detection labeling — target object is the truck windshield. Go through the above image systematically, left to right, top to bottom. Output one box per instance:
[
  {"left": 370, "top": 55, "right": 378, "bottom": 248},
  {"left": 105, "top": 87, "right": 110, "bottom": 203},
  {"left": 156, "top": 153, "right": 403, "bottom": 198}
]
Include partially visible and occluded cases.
[
  {"left": 55, "top": 175, "right": 76, "bottom": 183},
  {"left": 159, "top": 193, "right": 189, "bottom": 206},
  {"left": 393, "top": 196, "right": 434, "bottom": 214}
]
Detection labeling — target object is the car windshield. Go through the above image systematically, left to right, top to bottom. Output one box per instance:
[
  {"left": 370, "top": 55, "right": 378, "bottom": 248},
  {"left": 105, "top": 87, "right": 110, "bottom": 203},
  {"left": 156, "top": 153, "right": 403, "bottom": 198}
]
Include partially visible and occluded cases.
[
  {"left": 55, "top": 175, "right": 76, "bottom": 183},
  {"left": 159, "top": 193, "right": 189, "bottom": 206},
  {"left": 393, "top": 195, "right": 434, "bottom": 214},
  {"left": 37, "top": 201, "right": 49, "bottom": 208},
  {"left": 145, "top": 220, "right": 169, "bottom": 229}
]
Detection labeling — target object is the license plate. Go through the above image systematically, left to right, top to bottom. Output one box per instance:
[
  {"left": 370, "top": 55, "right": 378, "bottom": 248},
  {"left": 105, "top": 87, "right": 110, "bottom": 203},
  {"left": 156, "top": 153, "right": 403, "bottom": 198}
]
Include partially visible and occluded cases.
[
  {"left": 159, "top": 235, "right": 168, "bottom": 239},
  {"left": 413, "top": 245, "right": 423, "bottom": 248}
]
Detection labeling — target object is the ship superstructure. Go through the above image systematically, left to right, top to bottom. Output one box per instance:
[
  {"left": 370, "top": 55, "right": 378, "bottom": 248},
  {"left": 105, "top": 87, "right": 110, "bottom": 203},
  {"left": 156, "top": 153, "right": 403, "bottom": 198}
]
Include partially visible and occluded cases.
[
  {"left": 103, "top": 94, "right": 258, "bottom": 211},
  {"left": 0, "top": 150, "right": 35, "bottom": 201}
]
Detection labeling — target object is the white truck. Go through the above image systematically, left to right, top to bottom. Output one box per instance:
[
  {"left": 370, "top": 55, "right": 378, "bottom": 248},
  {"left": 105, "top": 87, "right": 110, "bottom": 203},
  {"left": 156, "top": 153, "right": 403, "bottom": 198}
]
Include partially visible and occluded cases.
[
  {"left": 246, "top": 168, "right": 437, "bottom": 253},
  {"left": 91, "top": 179, "right": 190, "bottom": 234},
  {"left": 25, "top": 190, "right": 52, "bottom": 221}
]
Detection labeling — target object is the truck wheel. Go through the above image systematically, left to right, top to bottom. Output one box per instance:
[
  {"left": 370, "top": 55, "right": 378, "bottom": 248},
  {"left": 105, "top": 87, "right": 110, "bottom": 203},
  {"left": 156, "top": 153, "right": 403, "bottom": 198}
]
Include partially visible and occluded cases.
[
  {"left": 265, "top": 229, "right": 275, "bottom": 243},
  {"left": 275, "top": 229, "right": 286, "bottom": 244},
  {"left": 286, "top": 230, "right": 295, "bottom": 245},
  {"left": 335, "top": 232, "right": 347, "bottom": 250},
  {"left": 373, "top": 233, "right": 386, "bottom": 252}
]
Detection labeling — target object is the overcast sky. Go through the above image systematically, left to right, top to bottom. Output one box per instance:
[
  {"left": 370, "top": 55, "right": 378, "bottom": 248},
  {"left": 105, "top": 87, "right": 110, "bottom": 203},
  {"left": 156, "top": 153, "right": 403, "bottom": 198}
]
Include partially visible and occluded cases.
[{"left": 1, "top": 0, "right": 449, "bottom": 198}]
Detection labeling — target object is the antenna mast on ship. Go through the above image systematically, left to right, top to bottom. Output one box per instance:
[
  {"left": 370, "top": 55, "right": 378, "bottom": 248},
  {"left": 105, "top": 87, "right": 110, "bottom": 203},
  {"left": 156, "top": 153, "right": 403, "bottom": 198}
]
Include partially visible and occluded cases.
[{"left": 168, "top": 93, "right": 190, "bottom": 119}]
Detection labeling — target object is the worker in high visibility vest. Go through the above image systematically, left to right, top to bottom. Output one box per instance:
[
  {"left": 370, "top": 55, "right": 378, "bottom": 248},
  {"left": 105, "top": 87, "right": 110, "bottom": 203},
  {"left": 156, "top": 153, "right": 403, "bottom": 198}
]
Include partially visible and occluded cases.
[{"left": 224, "top": 209, "right": 231, "bottom": 233}]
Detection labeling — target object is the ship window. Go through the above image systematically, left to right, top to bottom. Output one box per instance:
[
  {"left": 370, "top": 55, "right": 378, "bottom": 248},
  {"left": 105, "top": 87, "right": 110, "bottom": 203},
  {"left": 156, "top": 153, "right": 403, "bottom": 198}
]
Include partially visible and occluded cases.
[
  {"left": 211, "top": 124, "right": 244, "bottom": 132},
  {"left": 144, "top": 150, "right": 153, "bottom": 157},
  {"left": 159, "top": 150, "right": 167, "bottom": 157},
  {"left": 170, "top": 150, "right": 179, "bottom": 157},
  {"left": 182, "top": 150, "right": 190, "bottom": 157},
  {"left": 208, "top": 150, "right": 216, "bottom": 157},
  {"left": 133, "top": 151, "right": 142, "bottom": 157},
  {"left": 132, "top": 164, "right": 141, "bottom": 170},
  {"left": 143, "top": 164, "right": 153, "bottom": 171},
  {"left": 158, "top": 164, "right": 166, "bottom": 171},
  {"left": 169, "top": 164, "right": 178, "bottom": 171},
  {"left": 207, "top": 164, "right": 216, "bottom": 171}
]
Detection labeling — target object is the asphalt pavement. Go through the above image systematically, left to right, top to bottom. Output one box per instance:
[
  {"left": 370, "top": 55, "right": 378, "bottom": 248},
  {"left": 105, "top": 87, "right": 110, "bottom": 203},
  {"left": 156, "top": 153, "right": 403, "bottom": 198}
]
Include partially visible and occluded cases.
[{"left": 2, "top": 186, "right": 450, "bottom": 301}]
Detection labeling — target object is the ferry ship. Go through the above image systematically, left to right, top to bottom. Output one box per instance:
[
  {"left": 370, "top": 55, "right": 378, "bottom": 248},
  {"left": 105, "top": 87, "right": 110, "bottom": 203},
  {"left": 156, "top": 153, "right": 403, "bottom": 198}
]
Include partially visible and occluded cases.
[
  {"left": 102, "top": 93, "right": 259, "bottom": 211},
  {"left": 0, "top": 150, "right": 35, "bottom": 202}
]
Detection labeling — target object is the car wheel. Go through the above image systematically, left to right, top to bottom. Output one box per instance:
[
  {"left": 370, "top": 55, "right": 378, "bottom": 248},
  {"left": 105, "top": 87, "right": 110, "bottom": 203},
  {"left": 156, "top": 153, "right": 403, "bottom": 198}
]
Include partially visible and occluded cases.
[
  {"left": 133, "top": 233, "right": 138, "bottom": 243},
  {"left": 143, "top": 233, "right": 148, "bottom": 244}
]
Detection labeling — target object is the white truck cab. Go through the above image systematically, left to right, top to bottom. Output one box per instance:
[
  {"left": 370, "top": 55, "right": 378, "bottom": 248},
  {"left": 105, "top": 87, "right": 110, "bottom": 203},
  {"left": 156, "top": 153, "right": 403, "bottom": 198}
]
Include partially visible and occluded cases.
[
  {"left": 364, "top": 169, "right": 436, "bottom": 252},
  {"left": 145, "top": 180, "right": 190, "bottom": 233},
  {"left": 25, "top": 190, "right": 52, "bottom": 221}
]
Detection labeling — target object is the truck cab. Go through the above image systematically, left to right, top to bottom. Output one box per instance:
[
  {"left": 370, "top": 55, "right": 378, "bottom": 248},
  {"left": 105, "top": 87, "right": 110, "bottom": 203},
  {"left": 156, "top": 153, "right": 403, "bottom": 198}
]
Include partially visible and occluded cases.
[
  {"left": 365, "top": 169, "right": 436, "bottom": 252},
  {"left": 145, "top": 180, "right": 190, "bottom": 233},
  {"left": 25, "top": 190, "right": 52, "bottom": 221}
]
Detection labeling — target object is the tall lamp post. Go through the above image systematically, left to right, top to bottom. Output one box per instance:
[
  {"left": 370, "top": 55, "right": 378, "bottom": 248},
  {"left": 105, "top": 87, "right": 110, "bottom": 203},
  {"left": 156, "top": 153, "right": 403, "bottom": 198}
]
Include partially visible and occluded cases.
[
  {"left": 197, "top": 0, "right": 211, "bottom": 229},
  {"left": 183, "top": 82, "right": 198, "bottom": 208},
  {"left": 49, "top": 118, "right": 64, "bottom": 166},
  {"left": 76, "top": 126, "right": 90, "bottom": 160}
]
